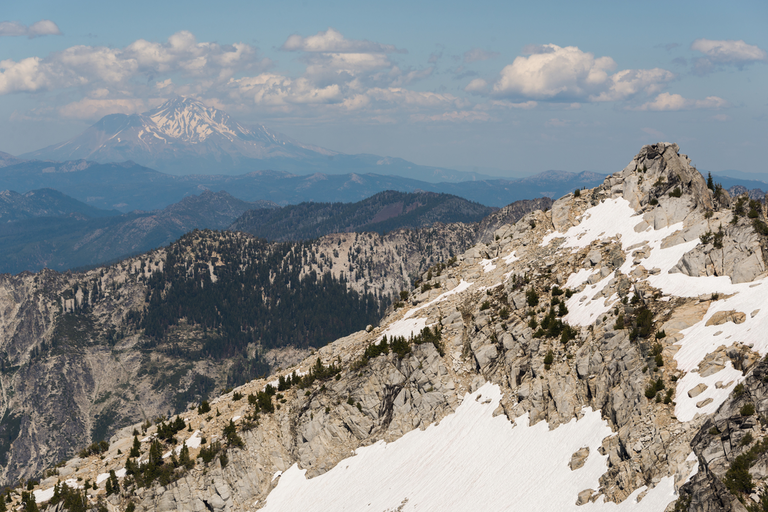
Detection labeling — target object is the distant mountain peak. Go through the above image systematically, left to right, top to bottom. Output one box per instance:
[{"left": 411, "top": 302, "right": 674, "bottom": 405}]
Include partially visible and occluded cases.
[{"left": 144, "top": 96, "right": 250, "bottom": 144}]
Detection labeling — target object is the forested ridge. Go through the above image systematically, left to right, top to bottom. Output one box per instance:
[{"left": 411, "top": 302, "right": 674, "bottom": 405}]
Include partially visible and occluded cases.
[
  {"left": 229, "top": 190, "right": 495, "bottom": 242},
  {"left": 137, "top": 231, "right": 386, "bottom": 363}
]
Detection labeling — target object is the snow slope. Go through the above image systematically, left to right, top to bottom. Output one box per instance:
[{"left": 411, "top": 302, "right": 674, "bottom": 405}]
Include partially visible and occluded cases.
[{"left": 261, "top": 383, "right": 679, "bottom": 512}]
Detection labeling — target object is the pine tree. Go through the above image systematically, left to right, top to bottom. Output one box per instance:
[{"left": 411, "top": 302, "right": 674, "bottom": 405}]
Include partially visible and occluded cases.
[
  {"left": 707, "top": 172, "right": 715, "bottom": 191},
  {"left": 129, "top": 436, "right": 141, "bottom": 458},
  {"left": 179, "top": 442, "right": 195, "bottom": 469}
]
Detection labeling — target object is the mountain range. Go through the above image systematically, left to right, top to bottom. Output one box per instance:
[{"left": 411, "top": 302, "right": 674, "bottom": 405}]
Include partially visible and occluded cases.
[
  {"left": 20, "top": 97, "right": 486, "bottom": 182},
  {"left": 0, "top": 157, "right": 603, "bottom": 212},
  {"left": 0, "top": 188, "right": 551, "bottom": 275},
  {"left": 0, "top": 189, "right": 273, "bottom": 274}
]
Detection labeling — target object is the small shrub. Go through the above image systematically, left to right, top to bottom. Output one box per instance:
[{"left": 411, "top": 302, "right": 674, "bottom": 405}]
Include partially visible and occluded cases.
[
  {"left": 669, "top": 187, "right": 682, "bottom": 198},
  {"left": 574, "top": 189, "right": 581, "bottom": 197},
  {"left": 649, "top": 198, "right": 658, "bottom": 206},
  {"left": 754, "top": 219, "right": 768, "bottom": 236},
  {"left": 713, "top": 226, "right": 724, "bottom": 249},
  {"left": 526, "top": 288, "right": 539, "bottom": 307},
  {"left": 480, "top": 301, "right": 490, "bottom": 311},
  {"left": 499, "top": 307, "right": 510, "bottom": 320},
  {"left": 614, "top": 314, "right": 625, "bottom": 330},
  {"left": 655, "top": 330, "right": 666, "bottom": 339},
  {"left": 544, "top": 350, "right": 554, "bottom": 370},
  {"left": 655, "top": 354, "right": 664, "bottom": 367},
  {"left": 645, "top": 378, "right": 665, "bottom": 400},
  {"left": 734, "top": 383, "right": 745, "bottom": 397},
  {"left": 232, "top": 391, "right": 242, "bottom": 401},
  {"left": 198, "top": 401, "right": 211, "bottom": 414},
  {"left": 741, "top": 403, "right": 755, "bottom": 416},
  {"left": 223, "top": 420, "right": 244, "bottom": 448},
  {"left": 709, "top": 426, "right": 720, "bottom": 435},
  {"left": 741, "top": 432, "right": 754, "bottom": 446},
  {"left": 199, "top": 441, "right": 222, "bottom": 464}
]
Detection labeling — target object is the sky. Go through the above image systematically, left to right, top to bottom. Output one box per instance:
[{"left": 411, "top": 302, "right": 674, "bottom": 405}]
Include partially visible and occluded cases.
[{"left": 1, "top": 0, "right": 766, "bottom": 177}]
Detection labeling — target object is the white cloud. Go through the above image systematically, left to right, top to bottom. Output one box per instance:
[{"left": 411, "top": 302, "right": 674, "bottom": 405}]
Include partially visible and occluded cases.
[
  {"left": 0, "top": 20, "right": 61, "bottom": 38},
  {"left": 282, "top": 28, "right": 404, "bottom": 54},
  {"left": 0, "top": 31, "right": 270, "bottom": 96},
  {"left": 691, "top": 38, "right": 767, "bottom": 64},
  {"left": 480, "top": 44, "right": 676, "bottom": 105},
  {"left": 492, "top": 44, "right": 617, "bottom": 100},
  {"left": 463, "top": 48, "right": 499, "bottom": 63},
  {"left": 303, "top": 52, "right": 393, "bottom": 77},
  {"left": 0, "top": 57, "right": 61, "bottom": 94},
  {"left": 389, "top": 67, "right": 433, "bottom": 87},
  {"left": 590, "top": 68, "right": 675, "bottom": 102},
  {"left": 228, "top": 73, "right": 343, "bottom": 106},
  {"left": 464, "top": 78, "right": 488, "bottom": 93},
  {"left": 365, "top": 88, "right": 461, "bottom": 108},
  {"left": 633, "top": 92, "right": 730, "bottom": 111},
  {"left": 57, "top": 97, "right": 153, "bottom": 119},
  {"left": 474, "top": 99, "right": 537, "bottom": 110},
  {"left": 411, "top": 110, "right": 491, "bottom": 122}
]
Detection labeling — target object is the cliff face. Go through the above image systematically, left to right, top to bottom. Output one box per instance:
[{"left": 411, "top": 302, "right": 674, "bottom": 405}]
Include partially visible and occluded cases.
[{"left": 10, "top": 142, "right": 768, "bottom": 511}]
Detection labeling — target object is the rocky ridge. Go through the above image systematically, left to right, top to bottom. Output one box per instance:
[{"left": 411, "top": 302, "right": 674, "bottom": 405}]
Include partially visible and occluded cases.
[{"left": 10, "top": 142, "right": 768, "bottom": 511}]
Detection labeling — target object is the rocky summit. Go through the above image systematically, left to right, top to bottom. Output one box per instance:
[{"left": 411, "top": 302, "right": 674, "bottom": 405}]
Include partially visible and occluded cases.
[{"left": 10, "top": 142, "right": 768, "bottom": 511}]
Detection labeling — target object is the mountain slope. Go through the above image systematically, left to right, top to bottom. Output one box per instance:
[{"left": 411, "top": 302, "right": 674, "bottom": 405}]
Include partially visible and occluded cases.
[
  {"left": 20, "top": 97, "right": 479, "bottom": 182},
  {"left": 13, "top": 142, "right": 768, "bottom": 511},
  {"left": 0, "top": 188, "right": 118, "bottom": 221},
  {"left": 0, "top": 190, "right": 275, "bottom": 274},
  {"left": 229, "top": 190, "right": 496, "bottom": 241},
  {"left": 0, "top": 217, "right": 484, "bottom": 486}
]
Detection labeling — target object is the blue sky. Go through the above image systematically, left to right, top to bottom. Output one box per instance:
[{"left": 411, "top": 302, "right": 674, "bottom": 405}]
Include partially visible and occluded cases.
[{"left": 1, "top": 0, "right": 766, "bottom": 176}]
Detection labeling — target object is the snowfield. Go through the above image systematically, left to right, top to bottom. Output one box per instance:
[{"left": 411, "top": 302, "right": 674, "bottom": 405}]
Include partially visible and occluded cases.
[{"left": 261, "top": 383, "right": 680, "bottom": 512}]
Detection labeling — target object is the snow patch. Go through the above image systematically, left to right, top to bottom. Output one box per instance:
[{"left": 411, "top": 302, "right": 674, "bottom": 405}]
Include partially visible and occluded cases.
[
  {"left": 503, "top": 251, "right": 519, "bottom": 265},
  {"left": 480, "top": 258, "right": 497, "bottom": 273},
  {"left": 565, "top": 268, "right": 598, "bottom": 290},
  {"left": 563, "top": 273, "right": 618, "bottom": 327},
  {"left": 403, "top": 279, "right": 473, "bottom": 320},
  {"left": 381, "top": 317, "right": 428, "bottom": 341},
  {"left": 261, "top": 383, "right": 679, "bottom": 512}
]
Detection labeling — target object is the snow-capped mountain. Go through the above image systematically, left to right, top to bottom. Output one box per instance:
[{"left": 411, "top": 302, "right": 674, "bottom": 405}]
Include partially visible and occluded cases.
[
  {"left": 21, "top": 97, "right": 472, "bottom": 181},
  {"left": 21, "top": 97, "right": 335, "bottom": 175}
]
